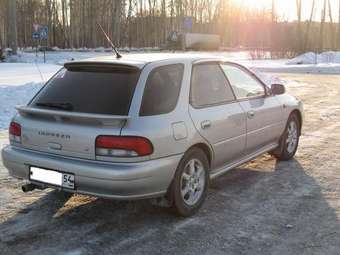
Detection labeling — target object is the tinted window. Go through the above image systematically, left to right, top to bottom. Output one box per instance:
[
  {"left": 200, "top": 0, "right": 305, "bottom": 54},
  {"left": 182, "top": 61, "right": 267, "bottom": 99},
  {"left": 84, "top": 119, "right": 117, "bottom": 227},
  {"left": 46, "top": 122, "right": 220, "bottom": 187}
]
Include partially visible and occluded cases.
[
  {"left": 190, "top": 63, "right": 235, "bottom": 107},
  {"left": 140, "top": 64, "right": 184, "bottom": 116},
  {"left": 220, "top": 64, "right": 265, "bottom": 99},
  {"left": 31, "top": 66, "right": 140, "bottom": 115}
]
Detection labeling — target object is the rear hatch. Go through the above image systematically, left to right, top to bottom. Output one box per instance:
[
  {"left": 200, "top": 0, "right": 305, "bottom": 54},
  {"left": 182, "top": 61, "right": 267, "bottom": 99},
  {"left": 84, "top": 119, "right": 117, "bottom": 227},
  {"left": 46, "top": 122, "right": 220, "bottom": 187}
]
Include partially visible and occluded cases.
[{"left": 15, "top": 63, "right": 141, "bottom": 160}]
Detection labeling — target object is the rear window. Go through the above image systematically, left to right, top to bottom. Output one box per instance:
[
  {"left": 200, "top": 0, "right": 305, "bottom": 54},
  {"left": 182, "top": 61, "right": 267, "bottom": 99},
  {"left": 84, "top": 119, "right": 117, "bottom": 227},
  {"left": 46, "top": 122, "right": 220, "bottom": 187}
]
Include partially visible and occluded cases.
[
  {"left": 139, "top": 64, "right": 184, "bottom": 116},
  {"left": 30, "top": 65, "right": 140, "bottom": 115}
]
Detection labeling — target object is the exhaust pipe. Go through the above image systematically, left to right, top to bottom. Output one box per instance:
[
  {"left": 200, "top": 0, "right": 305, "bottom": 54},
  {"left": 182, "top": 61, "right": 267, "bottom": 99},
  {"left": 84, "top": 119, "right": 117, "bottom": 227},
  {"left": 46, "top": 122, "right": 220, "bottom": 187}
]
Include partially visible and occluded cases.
[{"left": 22, "top": 183, "right": 36, "bottom": 193}]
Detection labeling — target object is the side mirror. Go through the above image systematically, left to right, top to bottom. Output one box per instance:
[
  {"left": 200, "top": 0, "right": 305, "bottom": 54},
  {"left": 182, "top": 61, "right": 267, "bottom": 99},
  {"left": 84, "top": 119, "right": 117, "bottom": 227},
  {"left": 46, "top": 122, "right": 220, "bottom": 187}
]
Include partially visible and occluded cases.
[{"left": 271, "top": 84, "right": 285, "bottom": 95}]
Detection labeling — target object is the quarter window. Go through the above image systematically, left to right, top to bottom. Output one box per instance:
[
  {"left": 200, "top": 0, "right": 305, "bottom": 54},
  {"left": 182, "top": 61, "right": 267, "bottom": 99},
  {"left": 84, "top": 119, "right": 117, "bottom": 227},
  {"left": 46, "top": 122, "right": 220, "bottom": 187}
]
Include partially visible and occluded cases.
[
  {"left": 190, "top": 63, "right": 235, "bottom": 107},
  {"left": 140, "top": 64, "right": 184, "bottom": 116},
  {"left": 220, "top": 64, "right": 265, "bottom": 99}
]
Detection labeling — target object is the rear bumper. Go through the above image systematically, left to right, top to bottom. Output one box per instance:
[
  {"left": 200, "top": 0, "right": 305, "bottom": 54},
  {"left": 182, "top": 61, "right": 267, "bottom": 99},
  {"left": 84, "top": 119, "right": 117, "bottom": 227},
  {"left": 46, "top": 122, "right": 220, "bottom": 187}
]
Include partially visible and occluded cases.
[{"left": 1, "top": 145, "right": 182, "bottom": 200}]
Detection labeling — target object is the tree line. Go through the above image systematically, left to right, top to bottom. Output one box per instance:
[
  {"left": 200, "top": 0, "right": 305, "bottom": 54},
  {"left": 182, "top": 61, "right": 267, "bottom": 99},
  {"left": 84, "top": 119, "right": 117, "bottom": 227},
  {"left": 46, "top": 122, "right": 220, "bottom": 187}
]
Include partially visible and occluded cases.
[{"left": 1, "top": 0, "right": 340, "bottom": 55}]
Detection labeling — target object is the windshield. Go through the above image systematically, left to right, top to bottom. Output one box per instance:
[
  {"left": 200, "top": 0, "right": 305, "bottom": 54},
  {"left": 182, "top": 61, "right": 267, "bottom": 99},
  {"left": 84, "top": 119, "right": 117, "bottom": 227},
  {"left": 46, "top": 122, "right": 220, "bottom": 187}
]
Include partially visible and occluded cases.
[{"left": 30, "top": 65, "right": 140, "bottom": 115}]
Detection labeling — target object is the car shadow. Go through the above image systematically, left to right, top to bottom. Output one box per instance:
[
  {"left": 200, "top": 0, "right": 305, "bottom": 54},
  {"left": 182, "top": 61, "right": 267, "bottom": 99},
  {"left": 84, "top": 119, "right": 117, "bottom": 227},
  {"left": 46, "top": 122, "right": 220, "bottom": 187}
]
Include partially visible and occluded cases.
[{"left": 0, "top": 157, "right": 339, "bottom": 255}]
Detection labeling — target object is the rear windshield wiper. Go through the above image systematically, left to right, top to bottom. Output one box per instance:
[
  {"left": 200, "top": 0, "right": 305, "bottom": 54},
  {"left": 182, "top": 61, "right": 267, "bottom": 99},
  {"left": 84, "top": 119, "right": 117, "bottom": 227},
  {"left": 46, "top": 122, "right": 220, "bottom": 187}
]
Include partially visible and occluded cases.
[{"left": 35, "top": 102, "right": 74, "bottom": 111}]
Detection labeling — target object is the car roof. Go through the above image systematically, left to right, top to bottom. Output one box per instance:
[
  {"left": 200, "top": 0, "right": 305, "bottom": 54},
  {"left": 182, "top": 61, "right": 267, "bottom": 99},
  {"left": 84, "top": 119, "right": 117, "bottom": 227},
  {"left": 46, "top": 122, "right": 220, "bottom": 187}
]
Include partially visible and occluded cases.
[{"left": 64, "top": 53, "right": 229, "bottom": 69}]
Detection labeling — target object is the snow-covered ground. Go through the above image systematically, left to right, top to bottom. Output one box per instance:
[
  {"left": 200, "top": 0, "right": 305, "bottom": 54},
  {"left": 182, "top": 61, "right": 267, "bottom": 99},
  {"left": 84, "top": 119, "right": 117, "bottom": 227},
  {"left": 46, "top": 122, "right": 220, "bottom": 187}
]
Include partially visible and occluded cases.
[
  {"left": 7, "top": 49, "right": 340, "bottom": 74},
  {"left": 7, "top": 49, "right": 254, "bottom": 65},
  {"left": 1, "top": 50, "right": 339, "bottom": 131},
  {"left": 287, "top": 51, "right": 340, "bottom": 65},
  {"left": 244, "top": 59, "right": 340, "bottom": 74},
  {"left": 0, "top": 63, "right": 61, "bottom": 130},
  {"left": 0, "top": 63, "right": 60, "bottom": 85}
]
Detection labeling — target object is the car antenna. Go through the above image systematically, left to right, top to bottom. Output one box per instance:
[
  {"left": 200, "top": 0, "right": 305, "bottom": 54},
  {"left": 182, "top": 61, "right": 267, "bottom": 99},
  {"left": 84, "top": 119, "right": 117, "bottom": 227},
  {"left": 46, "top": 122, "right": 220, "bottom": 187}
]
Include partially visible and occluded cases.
[{"left": 97, "top": 22, "right": 122, "bottom": 59}]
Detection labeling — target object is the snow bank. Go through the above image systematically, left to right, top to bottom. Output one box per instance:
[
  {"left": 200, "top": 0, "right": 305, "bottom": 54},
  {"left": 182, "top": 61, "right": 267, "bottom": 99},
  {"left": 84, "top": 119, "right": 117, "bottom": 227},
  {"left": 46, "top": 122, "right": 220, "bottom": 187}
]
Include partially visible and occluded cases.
[
  {"left": 7, "top": 48, "right": 161, "bottom": 65},
  {"left": 7, "top": 49, "right": 255, "bottom": 65},
  {"left": 8, "top": 50, "right": 340, "bottom": 74},
  {"left": 287, "top": 51, "right": 340, "bottom": 65},
  {"left": 287, "top": 52, "right": 317, "bottom": 65},
  {"left": 241, "top": 56, "right": 340, "bottom": 74},
  {"left": 0, "top": 63, "right": 60, "bottom": 130},
  {"left": 0, "top": 63, "right": 60, "bottom": 85},
  {"left": 250, "top": 63, "right": 340, "bottom": 74},
  {"left": 249, "top": 67, "right": 287, "bottom": 87},
  {"left": 0, "top": 82, "right": 42, "bottom": 129}
]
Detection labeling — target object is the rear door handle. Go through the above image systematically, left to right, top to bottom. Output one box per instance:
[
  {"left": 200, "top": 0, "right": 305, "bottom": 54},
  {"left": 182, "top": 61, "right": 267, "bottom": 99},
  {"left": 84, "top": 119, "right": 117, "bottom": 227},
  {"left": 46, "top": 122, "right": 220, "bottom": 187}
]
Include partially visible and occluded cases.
[
  {"left": 247, "top": 111, "right": 255, "bottom": 119},
  {"left": 201, "top": 120, "right": 211, "bottom": 129}
]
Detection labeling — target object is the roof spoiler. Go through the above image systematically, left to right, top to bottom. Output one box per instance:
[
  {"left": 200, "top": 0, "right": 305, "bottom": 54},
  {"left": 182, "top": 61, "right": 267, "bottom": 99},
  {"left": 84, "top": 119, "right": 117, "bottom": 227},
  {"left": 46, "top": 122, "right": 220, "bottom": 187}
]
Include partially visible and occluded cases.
[
  {"left": 64, "top": 62, "right": 140, "bottom": 70},
  {"left": 16, "top": 106, "right": 129, "bottom": 126}
]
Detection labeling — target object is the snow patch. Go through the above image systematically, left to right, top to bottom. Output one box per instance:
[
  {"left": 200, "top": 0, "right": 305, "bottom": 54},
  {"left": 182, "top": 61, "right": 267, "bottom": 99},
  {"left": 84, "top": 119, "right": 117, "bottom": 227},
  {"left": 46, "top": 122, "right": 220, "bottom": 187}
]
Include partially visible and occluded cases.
[
  {"left": 287, "top": 51, "right": 340, "bottom": 65},
  {"left": 0, "top": 63, "right": 60, "bottom": 130},
  {"left": 0, "top": 63, "right": 60, "bottom": 85},
  {"left": 249, "top": 67, "right": 287, "bottom": 87},
  {"left": 0, "top": 82, "right": 42, "bottom": 129}
]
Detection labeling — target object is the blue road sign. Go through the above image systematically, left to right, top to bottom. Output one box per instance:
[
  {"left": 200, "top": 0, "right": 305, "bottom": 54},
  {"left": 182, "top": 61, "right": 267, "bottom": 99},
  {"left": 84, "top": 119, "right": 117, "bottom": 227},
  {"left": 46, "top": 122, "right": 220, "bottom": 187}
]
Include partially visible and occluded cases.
[
  {"left": 183, "top": 16, "right": 193, "bottom": 32},
  {"left": 39, "top": 26, "right": 48, "bottom": 40},
  {"left": 32, "top": 31, "right": 40, "bottom": 40}
]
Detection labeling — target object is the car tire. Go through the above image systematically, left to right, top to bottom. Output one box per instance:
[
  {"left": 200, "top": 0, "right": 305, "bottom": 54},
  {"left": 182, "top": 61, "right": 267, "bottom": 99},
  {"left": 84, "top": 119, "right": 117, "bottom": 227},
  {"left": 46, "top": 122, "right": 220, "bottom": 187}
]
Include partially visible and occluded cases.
[
  {"left": 271, "top": 113, "right": 300, "bottom": 161},
  {"left": 169, "top": 148, "right": 209, "bottom": 217}
]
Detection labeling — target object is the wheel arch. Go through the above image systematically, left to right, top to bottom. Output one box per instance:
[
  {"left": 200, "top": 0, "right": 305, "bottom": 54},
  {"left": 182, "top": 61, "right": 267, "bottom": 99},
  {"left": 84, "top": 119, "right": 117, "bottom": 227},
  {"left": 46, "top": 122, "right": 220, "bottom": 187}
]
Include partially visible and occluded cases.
[
  {"left": 290, "top": 109, "right": 303, "bottom": 135},
  {"left": 186, "top": 142, "right": 213, "bottom": 167}
]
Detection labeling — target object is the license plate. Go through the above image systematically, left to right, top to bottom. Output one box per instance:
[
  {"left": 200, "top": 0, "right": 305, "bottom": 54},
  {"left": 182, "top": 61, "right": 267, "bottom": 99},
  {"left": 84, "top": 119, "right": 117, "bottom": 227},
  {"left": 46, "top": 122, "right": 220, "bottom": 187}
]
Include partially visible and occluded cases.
[{"left": 29, "top": 166, "right": 75, "bottom": 189}]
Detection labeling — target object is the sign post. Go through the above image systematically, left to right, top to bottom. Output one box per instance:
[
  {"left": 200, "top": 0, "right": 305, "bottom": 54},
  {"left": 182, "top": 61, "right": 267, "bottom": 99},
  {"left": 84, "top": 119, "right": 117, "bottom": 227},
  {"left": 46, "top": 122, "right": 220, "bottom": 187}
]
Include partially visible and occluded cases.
[
  {"left": 32, "top": 23, "right": 40, "bottom": 57},
  {"left": 32, "top": 24, "right": 48, "bottom": 63},
  {"left": 39, "top": 26, "right": 48, "bottom": 63},
  {"left": 32, "top": 32, "right": 40, "bottom": 57}
]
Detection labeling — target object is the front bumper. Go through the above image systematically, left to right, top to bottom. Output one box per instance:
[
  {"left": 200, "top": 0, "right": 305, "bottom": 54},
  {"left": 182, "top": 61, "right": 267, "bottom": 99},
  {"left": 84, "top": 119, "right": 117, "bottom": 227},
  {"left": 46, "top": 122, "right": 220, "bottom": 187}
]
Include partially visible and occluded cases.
[{"left": 1, "top": 145, "right": 182, "bottom": 200}]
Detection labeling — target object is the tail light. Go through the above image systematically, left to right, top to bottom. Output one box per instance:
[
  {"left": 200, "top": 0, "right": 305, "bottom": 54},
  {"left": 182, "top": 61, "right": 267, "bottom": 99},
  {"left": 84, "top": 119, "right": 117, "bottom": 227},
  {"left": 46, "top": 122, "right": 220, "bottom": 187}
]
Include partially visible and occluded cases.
[
  {"left": 9, "top": 121, "right": 21, "bottom": 143},
  {"left": 95, "top": 136, "right": 153, "bottom": 157}
]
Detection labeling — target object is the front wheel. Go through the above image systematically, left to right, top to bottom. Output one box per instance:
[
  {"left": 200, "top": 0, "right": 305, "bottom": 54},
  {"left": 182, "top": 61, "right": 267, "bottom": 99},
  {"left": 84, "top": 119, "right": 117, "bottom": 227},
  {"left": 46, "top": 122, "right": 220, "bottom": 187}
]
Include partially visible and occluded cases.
[
  {"left": 272, "top": 113, "right": 300, "bottom": 160},
  {"left": 169, "top": 148, "right": 209, "bottom": 217}
]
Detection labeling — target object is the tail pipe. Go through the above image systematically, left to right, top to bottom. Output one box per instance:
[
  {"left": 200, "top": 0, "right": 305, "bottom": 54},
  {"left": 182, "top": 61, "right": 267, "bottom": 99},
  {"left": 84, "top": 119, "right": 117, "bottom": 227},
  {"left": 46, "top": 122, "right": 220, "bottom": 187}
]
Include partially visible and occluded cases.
[{"left": 22, "top": 183, "right": 37, "bottom": 192}]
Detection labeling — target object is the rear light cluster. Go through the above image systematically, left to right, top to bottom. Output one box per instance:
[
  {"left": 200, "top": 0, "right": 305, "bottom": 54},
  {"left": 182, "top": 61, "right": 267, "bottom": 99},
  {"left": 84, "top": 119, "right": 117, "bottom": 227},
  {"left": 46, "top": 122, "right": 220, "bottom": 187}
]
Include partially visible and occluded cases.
[
  {"left": 9, "top": 121, "right": 21, "bottom": 143},
  {"left": 95, "top": 136, "right": 153, "bottom": 157}
]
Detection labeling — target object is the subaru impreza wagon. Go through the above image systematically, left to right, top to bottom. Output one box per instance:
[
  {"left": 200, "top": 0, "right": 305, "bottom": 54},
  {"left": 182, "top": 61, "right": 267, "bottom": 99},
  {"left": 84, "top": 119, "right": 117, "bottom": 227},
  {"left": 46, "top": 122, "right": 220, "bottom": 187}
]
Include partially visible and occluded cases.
[{"left": 1, "top": 54, "right": 303, "bottom": 216}]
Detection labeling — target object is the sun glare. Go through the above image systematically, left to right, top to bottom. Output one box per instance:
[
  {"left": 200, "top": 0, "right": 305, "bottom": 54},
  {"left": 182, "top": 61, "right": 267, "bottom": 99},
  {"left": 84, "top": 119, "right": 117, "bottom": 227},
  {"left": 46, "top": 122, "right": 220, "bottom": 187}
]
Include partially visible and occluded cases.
[
  {"left": 232, "top": 0, "right": 296, "bottom": 18},
  {"left": 233, "top": 0, "right": 339, "bottom": 21},
  {"left": 236, "top": 0, "right": 271, "bottom": 9}
]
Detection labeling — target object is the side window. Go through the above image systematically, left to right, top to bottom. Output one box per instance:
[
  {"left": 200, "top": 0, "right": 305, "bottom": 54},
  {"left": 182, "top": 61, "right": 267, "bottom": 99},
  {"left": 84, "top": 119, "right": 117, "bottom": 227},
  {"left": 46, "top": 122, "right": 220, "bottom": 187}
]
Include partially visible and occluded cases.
[
  {"left": 190, "top": 63, "right": 235, "bottom": 107},
  {"left": 140, "top": 64, "right": 184, "bottom": 116},
  {"left": 220, "top": 64, "right": 265, "bottom": 99}
]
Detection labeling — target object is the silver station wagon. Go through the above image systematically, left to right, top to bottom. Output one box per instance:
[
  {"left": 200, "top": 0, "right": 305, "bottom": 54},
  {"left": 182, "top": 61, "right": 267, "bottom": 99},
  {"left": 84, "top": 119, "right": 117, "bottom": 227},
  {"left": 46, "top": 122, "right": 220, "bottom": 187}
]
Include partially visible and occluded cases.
[{"left": 1, "top": 54, "right": 303, "bottom": 216}]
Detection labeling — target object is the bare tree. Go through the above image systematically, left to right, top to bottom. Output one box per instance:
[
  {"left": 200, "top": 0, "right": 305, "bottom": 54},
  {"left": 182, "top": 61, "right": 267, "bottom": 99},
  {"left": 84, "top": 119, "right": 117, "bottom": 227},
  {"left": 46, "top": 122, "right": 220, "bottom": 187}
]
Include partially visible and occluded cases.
[
  {"left": 0, "top": 0, "right": 5, "bottom": 48},
  {"left": 3, "top": 0, "right": 340, "bottom": 55},
  {"left": 7, "top": 0, "right": 17, "bottom": 54},
  {"left": 61, "top": 0, "right": 68, "bottom": 48},
  {"left": 270, "top": 0, "right": 276, "bottom": 53},
  {"left": 296, "top": 0, "right": 302, "bottom": 53},
  {"left": 303, "top": 0, "right": 315, "bottom": 51},
  {"left": 319, "top": 0, "right": 327, "bottom": 51},
  {"left": 327, "top": 0, "right": 336, "bottom": 49},
  {"left": 338, "top": 0, "right": 340, "bottom": 49}
]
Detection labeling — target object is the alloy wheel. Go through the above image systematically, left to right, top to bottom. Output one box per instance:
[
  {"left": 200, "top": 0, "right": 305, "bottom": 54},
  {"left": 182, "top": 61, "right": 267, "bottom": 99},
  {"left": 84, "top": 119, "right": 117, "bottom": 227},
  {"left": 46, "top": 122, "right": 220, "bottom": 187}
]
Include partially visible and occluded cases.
[{"left": 180, "top": 158, "right": 206, "bottom": 206}]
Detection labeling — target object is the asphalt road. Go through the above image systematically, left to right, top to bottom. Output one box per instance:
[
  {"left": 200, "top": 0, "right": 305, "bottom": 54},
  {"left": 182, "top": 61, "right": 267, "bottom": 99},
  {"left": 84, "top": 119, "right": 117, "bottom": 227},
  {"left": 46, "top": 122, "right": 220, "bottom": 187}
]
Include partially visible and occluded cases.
[{"left": 0, "top": 73, "right": 340, "bottom": 255}]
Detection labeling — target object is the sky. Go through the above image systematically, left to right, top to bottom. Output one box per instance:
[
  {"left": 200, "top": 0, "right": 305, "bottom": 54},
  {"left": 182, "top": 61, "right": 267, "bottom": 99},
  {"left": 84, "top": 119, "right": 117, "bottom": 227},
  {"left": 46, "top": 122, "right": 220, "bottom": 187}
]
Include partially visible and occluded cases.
[{"left": 235, "top": 0, "right": 340, "bottom": 22}]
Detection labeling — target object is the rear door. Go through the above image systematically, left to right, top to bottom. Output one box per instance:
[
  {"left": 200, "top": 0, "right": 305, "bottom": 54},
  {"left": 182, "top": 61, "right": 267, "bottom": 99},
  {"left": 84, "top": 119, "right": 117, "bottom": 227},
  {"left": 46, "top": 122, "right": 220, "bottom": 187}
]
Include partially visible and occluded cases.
[
  {"left": 189, "top": 62, "right": 246, "bottom": 169},
  {"left": 220, "top": 63, "right": 284, "bottom": 153},
  {"left": 18, "top": 64, "right": 141, "bottom": 160}
]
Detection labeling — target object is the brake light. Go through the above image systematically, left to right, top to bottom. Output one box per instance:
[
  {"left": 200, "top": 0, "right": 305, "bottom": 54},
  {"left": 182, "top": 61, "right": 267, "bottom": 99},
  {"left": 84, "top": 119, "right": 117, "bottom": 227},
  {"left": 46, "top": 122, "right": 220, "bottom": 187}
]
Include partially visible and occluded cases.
[
  {"left": 9, "top": 121, "right": 21, "bottom": 143},
  {"left": 95, "top": 136, "right": 153, "bottom": 157}
]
